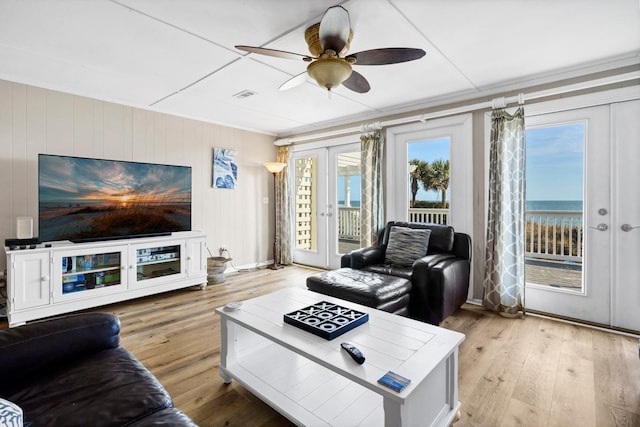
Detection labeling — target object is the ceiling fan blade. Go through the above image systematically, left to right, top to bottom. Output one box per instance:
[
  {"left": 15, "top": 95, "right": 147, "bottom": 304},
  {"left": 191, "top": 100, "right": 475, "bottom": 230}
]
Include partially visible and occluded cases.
[
  {"left": 319, "top": 5, "right": 351, "bottom": 53},
  {"left": 235, "top": 45, "right": 312, "bottom": 61},
  {"left": 350, "top": 48, "right": 426, "bottom": 65},
  {"left": 342, "top": 70, "right": 370, "bottom": 93},
  {"left": 279, "top": 72, "right": 309, "bottom": 91}
]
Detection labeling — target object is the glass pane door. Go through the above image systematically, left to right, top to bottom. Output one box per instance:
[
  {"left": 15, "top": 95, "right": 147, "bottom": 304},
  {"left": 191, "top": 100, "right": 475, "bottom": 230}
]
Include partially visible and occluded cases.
[
  {"left": 524, "top": 106, "right": 611, "bottom": 325},
  {"left": 525, "top": 123, "right": 584, "bottom": 292},
  {"left": 407, "top": 137, "right": 451, "bottom": 224},
  {"left": 290, "top": 143, "right": 360, "bottom": 269},
  {"left": 331, "top": 145, "right": 361, "bottom": 268},
  {"left": 291, "top": 149, "right": 327, "bottom": 267}
]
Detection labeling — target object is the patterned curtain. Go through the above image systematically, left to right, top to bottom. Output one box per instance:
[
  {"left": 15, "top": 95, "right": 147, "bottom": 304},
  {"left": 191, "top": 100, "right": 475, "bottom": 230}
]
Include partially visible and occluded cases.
[
  {"left": 484, "top": 107, "right": 526, "bottom": 315},
  {"left": 360, "top": 130, "right": 385, "bottom": 247},
  {"left": 276, "top": 145, "right": 292, "bottom": 265}
]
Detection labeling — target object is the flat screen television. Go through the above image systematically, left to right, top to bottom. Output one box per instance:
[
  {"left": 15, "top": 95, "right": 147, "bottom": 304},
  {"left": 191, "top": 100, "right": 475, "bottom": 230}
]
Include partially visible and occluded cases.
[{"left": 38, "top": 154, "right": 192, "bottom": 243}]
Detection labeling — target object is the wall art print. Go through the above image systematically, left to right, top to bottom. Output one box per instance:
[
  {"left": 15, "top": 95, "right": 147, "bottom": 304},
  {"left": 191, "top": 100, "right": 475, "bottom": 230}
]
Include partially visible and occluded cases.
[{"left": 213, "top": 148, "right": 238, "bottom": 189}]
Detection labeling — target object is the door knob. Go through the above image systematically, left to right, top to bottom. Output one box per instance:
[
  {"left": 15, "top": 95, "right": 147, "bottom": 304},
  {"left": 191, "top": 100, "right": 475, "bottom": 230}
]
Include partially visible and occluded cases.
[
  {"left": 589, "top": 223, "right": 608, "bottom": 231},
  {"left": 621, "top": 224, "right": 639, "bottom": 232}
]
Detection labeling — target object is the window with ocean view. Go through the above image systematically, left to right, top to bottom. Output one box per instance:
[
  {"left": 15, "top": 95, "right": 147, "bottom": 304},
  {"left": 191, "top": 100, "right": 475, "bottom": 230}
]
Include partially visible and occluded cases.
[
  {"left": 525, "top": 122, "right": 585, "bottom": 291},
  {"left": 407, "top": 137, "right": 451, "bottom": 225}
]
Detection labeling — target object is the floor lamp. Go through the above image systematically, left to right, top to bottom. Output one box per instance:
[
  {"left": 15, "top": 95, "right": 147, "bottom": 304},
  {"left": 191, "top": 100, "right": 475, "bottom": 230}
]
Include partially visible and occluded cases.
[{"left": 264, "top": 162, "right": 287, "bottom": 270}]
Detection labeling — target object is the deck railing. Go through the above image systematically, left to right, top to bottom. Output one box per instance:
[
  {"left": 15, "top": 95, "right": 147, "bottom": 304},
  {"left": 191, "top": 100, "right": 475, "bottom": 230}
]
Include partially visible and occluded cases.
[
  {"left": 336, "top": 206, "right": 584, "bottom": 263},
  {"left": 337, "top": 206, "right": 361, "bottom": 240},
  {"left": 337, "top": 207, "right": 450, "bottom": 241},
  {"left": 408, "top": 208, "right": 450, "bottom": 225},
  {"left": 525, "top": 210, "right": 583, "bottom": 262}
]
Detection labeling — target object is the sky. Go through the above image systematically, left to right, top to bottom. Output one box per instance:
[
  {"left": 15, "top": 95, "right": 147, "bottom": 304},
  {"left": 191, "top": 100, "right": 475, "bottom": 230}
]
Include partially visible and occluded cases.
[
  {"left": 337, "top": 122, "right": 585, "bottom": 204},
  {"left": 525, "top": 122, "right": 584, "bottom": 201},
  {"left": 408, "top": 137, "right": 450, "bottom": 202}
]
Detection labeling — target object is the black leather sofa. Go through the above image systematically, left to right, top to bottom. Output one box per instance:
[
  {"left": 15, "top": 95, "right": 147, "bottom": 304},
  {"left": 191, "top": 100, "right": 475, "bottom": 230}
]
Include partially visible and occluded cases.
[
  {"left": 339, "top": 221, "right": 471, "bottom": 325},
  {"left": 0, "top": 312, "right": 196, "bottom": 427}
]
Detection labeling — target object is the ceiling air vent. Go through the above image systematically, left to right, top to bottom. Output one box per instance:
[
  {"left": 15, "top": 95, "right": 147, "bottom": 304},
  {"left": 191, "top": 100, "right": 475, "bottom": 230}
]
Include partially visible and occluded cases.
[{"left": 233, "top": 89, "right": 257, "bottom": 99}]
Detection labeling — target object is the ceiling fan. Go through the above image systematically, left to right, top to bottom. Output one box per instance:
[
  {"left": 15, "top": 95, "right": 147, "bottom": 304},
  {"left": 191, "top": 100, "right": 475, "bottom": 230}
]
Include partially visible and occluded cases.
[{"left": 235, "top": 5, "right": 426, "bottom": 93}]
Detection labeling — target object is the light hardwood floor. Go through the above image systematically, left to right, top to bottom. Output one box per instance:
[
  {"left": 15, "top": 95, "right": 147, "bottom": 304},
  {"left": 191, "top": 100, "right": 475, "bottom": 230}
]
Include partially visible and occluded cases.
[{"left": 3, "top": 265, "right": 639, "bottom": 426}]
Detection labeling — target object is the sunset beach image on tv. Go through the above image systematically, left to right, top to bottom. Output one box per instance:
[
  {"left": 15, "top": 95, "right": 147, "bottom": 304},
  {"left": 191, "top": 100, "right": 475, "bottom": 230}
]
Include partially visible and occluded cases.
[{"left": 38, "top": 154, "right": 192, "bottom": 242}]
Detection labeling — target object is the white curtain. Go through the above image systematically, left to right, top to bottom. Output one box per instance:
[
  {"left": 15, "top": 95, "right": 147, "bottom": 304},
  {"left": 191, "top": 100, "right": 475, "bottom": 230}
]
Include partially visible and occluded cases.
[
  {"left": 483, "top": 107, "right": 526, "bottom": 315},
  {"left": 360, "top": 130, "right": 385, "bottom": 247}
]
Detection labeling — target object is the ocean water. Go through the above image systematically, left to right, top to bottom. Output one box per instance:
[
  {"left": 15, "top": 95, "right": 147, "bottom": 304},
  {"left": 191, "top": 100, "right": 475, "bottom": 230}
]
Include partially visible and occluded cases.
[
  {"left": 340, "top": 200, "right": 583, "bottom": 211},
  {"left": 526, "top": 200, "right": 583, "bottom": 211},
  {"left": 526, "top": 200, "right": 583, "bottom": 226}
]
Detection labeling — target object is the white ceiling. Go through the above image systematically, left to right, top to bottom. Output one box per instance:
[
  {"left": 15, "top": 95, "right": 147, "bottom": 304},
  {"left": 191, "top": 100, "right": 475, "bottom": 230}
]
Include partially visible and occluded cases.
[{"left": 1, "top": 0, "right": 638, "bottom": 137}]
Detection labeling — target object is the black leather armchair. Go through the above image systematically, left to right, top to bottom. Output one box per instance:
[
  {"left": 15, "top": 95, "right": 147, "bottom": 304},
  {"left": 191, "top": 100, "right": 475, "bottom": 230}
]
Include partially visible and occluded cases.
[{"left": 341, "top": 221, "right": 471, "bottom": 325}]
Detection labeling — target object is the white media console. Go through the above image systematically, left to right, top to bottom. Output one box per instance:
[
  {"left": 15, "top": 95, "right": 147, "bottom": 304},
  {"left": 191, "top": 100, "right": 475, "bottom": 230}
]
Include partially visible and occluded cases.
[{"left": 3, "top": 231, "right": 207, "bottom": 327}]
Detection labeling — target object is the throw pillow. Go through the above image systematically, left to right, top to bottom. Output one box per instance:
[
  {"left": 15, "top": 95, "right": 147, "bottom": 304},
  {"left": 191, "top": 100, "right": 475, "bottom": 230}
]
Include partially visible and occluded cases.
[
  {"left": 384, "top": 226, "right": 431, "bottom": 266},
  {"left": 0, "top": 398, "right": 23, "bottom": 427}
]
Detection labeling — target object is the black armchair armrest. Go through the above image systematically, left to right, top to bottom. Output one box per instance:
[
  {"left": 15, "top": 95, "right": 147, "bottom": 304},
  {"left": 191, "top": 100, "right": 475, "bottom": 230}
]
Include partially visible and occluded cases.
[
  {"left": 453, "top": 232, "right": 472, "bottom": 262},
  {"left": 348, "top": 245, "right": 386, "bottom": 269},
  {"left": 341, "top": 253, "right": 352, "bottom": 268},
  {"left": 410, "top": 256, "right": 470, "bottom": 325},
  {"left": 0, "top": 312, "right": 120, "bottom": 390}
]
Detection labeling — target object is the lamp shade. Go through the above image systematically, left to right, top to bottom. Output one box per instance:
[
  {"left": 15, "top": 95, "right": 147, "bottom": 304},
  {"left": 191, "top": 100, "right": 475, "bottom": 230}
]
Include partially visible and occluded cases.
[
  {"left": 307, "top": 58, "right": 352, "bottom": 90},
  {"left": 264, "top": 162, "right": 286, "bottom": 173}
]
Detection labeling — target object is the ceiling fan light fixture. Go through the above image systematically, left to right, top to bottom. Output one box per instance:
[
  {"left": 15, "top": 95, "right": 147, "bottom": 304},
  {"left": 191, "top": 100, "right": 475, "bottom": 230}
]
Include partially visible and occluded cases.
[{"left": 307, "top": 58, "right": 352, "bottom": 91}]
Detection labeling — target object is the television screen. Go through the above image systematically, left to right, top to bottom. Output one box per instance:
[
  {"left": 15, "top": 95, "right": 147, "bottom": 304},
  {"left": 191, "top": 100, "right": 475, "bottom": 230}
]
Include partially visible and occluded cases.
[{"left": 38, "top": 154, "right": 192, "bottom": 242}]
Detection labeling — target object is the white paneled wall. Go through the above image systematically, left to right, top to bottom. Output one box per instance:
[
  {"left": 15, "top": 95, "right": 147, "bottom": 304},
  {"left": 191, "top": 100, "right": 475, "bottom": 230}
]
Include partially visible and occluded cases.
[{"left": 0, "top": 80, "right": 276, "bottom": 270}]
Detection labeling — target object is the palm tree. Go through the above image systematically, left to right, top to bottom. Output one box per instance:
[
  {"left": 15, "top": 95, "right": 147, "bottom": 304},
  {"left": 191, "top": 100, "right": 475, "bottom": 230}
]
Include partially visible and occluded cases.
[
  {"left": 408, "top": 159, "right": 429, "bottom": 208},
  {"left": 429, "top": 159, "right": 450, "bottom": 208}
]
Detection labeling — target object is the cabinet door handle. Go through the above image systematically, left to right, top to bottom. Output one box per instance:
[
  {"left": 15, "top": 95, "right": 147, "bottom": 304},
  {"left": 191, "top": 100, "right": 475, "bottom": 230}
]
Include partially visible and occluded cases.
[
  {"left": 621, "top": 224, "right": 639, "bottom": 232},
  {"left": 122, "top": 266, "right": 127, "bottom": 270},
  {"left": 41, "top": 276, "right": 49, "bottom": 282}
]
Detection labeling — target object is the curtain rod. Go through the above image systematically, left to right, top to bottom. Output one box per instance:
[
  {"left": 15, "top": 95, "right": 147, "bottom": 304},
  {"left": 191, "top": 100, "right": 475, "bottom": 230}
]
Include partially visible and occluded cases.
[{"left": 274, "top": 70, "right": 639, "bottom": 145}]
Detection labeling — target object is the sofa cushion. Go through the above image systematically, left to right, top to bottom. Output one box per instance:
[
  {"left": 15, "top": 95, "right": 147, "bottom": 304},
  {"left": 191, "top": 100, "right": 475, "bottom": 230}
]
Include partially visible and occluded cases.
[
  {"left": 425, "top": 225, "right": 455, "bottom": 254},
  {"left": 384, "top": 226, "right": 431, "bottom": 266},
  {"left": 0, "top": 312, "right": 120, "bottom": 392},
  {"left": 6, "top": 347, "right": 174, "bottom": 427},
  {"left": 127, "top": 407, "right": 198, "bottom": 426}
]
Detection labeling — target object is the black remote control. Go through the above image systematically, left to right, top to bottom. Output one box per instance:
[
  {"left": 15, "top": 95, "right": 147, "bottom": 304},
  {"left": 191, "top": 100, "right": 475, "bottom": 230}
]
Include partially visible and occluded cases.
[{"left": 341, "top": 342, "right": 365, "bottom": 364}]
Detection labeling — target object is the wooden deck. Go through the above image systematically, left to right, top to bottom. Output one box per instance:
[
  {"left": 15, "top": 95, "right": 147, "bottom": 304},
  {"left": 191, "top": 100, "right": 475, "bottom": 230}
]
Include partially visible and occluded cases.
[{"left": 526, "top": 258, "right": 582, "bottom": 290}]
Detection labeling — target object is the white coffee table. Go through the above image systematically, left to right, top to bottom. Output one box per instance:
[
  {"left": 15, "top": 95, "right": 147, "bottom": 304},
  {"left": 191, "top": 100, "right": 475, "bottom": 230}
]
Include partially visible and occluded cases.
[{"left": 216, "top": 287, "right": 464, "bottom": 427}]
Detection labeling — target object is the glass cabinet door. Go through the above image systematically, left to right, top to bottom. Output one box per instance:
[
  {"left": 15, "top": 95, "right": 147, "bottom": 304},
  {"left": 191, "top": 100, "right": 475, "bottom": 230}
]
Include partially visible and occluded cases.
[
  {"left": 131, "top": 241, "right": 186, "bottom": 287},
  {"left": 54, "top": 246, "right": 127, "bottom": 301}
]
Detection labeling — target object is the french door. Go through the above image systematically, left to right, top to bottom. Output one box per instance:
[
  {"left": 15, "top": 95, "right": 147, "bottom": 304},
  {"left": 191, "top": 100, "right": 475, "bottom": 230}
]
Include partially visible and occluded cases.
[
  {"left": 524, "top": 100, "right": 640, "bottom": 331},
  {"left": 524, "top": 106, "right": 611, "bottom": 324},
  {"left": 290, "top": 143, "right": 361, "bottom": 269}
]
